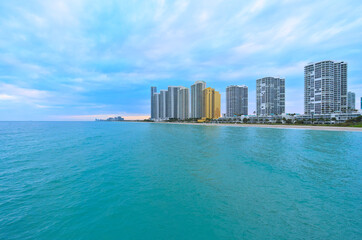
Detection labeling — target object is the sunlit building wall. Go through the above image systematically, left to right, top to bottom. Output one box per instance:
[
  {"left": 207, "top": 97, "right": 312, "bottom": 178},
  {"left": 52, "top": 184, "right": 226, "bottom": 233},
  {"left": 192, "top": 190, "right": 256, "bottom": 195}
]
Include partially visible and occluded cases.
[{"left": 203, "top": 87, "right": 221, "bottom": 119}]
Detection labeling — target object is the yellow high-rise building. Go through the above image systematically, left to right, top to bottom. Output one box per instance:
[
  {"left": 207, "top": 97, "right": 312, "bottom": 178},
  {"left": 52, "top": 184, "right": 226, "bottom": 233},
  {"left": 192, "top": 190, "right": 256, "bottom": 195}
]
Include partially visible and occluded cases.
[{"left": 203, "top": 87, "right": 221, "bottom": 119}]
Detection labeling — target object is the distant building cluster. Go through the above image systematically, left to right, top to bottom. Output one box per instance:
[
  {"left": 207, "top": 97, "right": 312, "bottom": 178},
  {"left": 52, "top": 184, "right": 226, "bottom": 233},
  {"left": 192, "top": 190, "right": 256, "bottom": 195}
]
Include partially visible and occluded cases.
[
  {"left": 150, "top": 60, "right": 360, "bottom": 122},
  {"left": 151, "top": 81, "right": 221, "bottom": 121},
  {"left": 96, "top": 116, "right": 124, "bottom": 121}
]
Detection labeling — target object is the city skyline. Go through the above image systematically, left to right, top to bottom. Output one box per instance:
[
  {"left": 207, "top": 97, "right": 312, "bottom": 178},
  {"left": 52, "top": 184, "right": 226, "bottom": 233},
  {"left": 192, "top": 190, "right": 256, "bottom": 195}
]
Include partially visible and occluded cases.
[
  {"left": 0, "top": 1, "right": 362, "bottom": 120},
  {"left": 152, "top": 61, "right": 359, "bottom": 120}
]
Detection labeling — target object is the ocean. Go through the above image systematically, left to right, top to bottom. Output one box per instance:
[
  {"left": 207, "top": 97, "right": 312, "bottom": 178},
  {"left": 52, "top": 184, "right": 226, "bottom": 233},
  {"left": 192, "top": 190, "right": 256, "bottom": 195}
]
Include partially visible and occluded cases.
[{"left": 0, "top": 121, "right": 361, "bottom": 239}]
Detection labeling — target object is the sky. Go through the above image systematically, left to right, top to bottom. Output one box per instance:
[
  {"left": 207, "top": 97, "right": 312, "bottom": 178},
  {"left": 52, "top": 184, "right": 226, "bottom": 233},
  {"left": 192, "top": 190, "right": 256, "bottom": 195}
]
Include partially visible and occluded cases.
[{"left": 0, "top": 0, "right": 362, "bottom": 121}]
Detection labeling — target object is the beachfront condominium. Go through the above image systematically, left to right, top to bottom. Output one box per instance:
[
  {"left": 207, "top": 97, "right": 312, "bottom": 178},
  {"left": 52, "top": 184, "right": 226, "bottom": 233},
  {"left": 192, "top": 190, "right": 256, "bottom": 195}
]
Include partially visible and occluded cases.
[
  {"left": 304, "top": 61, "right": 348, "bottom": 114},
  {"left": 256, "top": 77, "right": 285, "bottom": 116},
  {"left": 191, "top": 81, "right": 206, "bottom": 119},
  {"left": 226, "top": 85, "right": 248, "bottom": 117},
  {"left": 151, "top": 86, "right": 157, "bottom": 119},
  {"left": 151, "top": 86, "right": 190, "bottom": 120},
  {"left": 167, "top": 86, "right": 180, "bottom": 119},
  {"left": 150, "top": 87, "right": 168, "bottom": 120},
  {"left": 177, "top": 87, "right": 190, "bottom": 120},
  {"left": 203, "top": 87, "right": 221, "bottom": 119},
  {"left": 159, "top": 90, "right": 168, "bottom": 119},
  {"left": 347, "top": 91, "right": 355, "bottom": 111},
  {"left": 152, "top": 93, "right": 160, "bottom": 119}
]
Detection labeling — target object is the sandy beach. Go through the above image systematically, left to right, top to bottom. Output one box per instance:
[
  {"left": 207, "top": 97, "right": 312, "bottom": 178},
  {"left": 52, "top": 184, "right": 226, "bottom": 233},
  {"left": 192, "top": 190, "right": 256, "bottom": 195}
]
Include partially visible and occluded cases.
[{"left": 156, "top": 122, "right": 362, "bottom": 132}]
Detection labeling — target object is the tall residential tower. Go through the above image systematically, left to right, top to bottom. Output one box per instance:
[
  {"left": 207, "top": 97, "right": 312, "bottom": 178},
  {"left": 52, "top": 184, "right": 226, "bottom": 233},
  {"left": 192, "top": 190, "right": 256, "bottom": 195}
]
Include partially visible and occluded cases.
[
  {"left": 304, "top": 61, "right": 347, "bottom": 114},
  {"left": 256, "top": 77, "right": 285, "bottom": 116},
  {"left": 191, "top": 81, "right": 206, "bottom": 119},
  {"left": 226, "top": 85, "right": 248, "bottom": 117},
  {"left": 150, "top": 86, "right": 157, "bottom": 119},
  {"left": 167, "top": 86, "right": 180, "bottom": 119},
  {"left": 177, "top": 87, "right": 190, "bottom": 120},
  {"left": 203, "top": 87, "right": 221, "bottom": 119},
  {"left": 159, "top": 90, "right": 168, "bottom": 119},
  {"left": 347, "top": 91, "right": 355, "bottom": 111},
  {"left": 152, "top": 93, "right": 160, "bottom": 119}
]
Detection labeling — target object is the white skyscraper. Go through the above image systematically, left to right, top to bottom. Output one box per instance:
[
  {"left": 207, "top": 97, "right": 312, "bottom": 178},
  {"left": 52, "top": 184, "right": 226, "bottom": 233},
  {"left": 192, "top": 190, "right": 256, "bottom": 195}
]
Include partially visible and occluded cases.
[
  {"left": 304, "top": 61, "right": 347, "bottom": 114},
  {"left": 256, "top": 77, "right": 285, "bottom": 116},
  {"left": 191, "top": 81, "right": 206, "bottom": 119},
  {"left": 226, "top": 85, "right": 248, "bottom": 117},
  {"left": 150, "top": 86, "right": 157, "bottom": 119},
  {"left": 167, "top": 86, "right": 180, "bottom": 119},
  {"left": 177, "top": 87, "right": 190, "bottom": 120},
  {"left": 159, "top": 90, "right": 168, "bottom": 119},
  {"left": 347, "top": 91, "right": 355, "bottom": 111},
  {"left": 152, "top": 93, "right": 160, "bottom": 119}
]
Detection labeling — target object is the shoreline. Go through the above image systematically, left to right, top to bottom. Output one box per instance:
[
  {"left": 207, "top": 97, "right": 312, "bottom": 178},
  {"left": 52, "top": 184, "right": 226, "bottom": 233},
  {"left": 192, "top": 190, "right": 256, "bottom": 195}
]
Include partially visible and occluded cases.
[{"left": 154, "top": 122, "right": 362, "bottom": 132}]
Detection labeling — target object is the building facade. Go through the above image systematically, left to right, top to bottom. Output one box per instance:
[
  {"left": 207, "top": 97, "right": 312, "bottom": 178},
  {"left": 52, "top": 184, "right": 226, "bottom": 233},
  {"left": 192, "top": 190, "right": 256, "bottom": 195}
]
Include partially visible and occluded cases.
[
  {"left": 304, "top": 61, "right": 348, "bottom": 115},
  {"left": 256, "top": 77, "right": 285, "bottom": 116},
  {"left": 191, "top": 81, "right": 206, "bottom": 119},
  {"left": 226, "top": 85, "right": 248, "bottom": 117},
  {"left": 150, "top": 86, "right": 157, "bottom": 119},
  {"left": 167, "top": 86, "right": 180, "bottom": 119},
  {"left": 177, "top": 87, "right": 190, "bottom": 120},
  {"left": 203, "top": 87, "right": 221, "bottom": 119},
  {"left": 159, "top": 90, "right": 168, "bottom": 119},
  {"left": 347, "top": 91, "right": 355, "bottom": 111},
  {"left": 152, "top": 93, "right": 160, "bottom": 119},
  {"left": 216, "top": 112, "right": 361, "bottom": 124}
]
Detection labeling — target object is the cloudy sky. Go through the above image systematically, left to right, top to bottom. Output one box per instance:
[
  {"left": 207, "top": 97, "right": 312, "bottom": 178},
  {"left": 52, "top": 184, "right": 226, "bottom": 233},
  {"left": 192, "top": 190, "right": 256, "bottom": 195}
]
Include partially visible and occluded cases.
[{"left": 0, "top": 0, "right": 361, "bottom": 120}]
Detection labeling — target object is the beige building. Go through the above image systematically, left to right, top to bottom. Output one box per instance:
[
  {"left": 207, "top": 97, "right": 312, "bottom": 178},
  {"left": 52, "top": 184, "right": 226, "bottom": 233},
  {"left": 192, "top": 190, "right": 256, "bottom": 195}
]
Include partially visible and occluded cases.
[{"left": 203, "top": 87, "right": 221, "bottom": 119}]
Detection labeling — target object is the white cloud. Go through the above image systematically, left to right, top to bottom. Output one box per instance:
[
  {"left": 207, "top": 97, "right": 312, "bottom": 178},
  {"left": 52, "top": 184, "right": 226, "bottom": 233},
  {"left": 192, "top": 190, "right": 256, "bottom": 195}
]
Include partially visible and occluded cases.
[
  {"left": 1, "top": 0, "right": 362, "bottom": 118},
  {"left": 249, "top": 0, "right": 267, "bottom": 13},
  {"left": 233, "top": 42, "right": 265, "bottom": 55},
  {"left": 0, "top": 55, "right": 51, "bottom": 78},
  {"left": 219, "top": 61, "right": 308, "bottom": 80},
  {"left": 0, "top": 83, "right": 50, "bottom": 101},
  {"left": 0, "top": 83, "right": 80, "bottom": 109},
  {"left": 0, "top": 94, "right": 17, "bottom": 100}
]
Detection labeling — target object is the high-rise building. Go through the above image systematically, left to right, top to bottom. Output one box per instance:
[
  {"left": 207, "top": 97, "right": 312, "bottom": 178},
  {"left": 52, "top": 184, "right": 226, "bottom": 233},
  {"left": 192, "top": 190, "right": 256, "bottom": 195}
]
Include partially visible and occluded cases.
[
  {"left": 304, "top": 61, "right": 348, "bottom": 114},
  {"left": 256, "top": 77, "right": 285, "bottom": 116},
  {"left": 191, "top": 81, "right": 206, "bottom": 119},
  {"left": 226, "top": 85, "right": 248, "bottom": 117},
  {"left": 150, "top": 86, "right": 157, "bottom": 119},
  {"left": 167, "top": 86, "right": 180, "bottom": 119},
  {"left": 177, "top": 87, "right": 189, "bottom": 120},
  {"left": 203, "top": 87, "right": 221, "bottom": 119},
  {"left": 160, "top": 90, "right": 168, "bottom": 119},
  {"left": 347, "top": 91, "right": 355, "bottom": 111},
  {"left": 152, "top": 93, "right": 160, "bottom": 119}
]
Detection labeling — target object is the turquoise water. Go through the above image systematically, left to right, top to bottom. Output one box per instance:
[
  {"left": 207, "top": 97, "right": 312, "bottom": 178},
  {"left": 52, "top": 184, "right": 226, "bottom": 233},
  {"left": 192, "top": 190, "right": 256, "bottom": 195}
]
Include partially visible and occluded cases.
[{"left": 0, "top": 122, "right": 361, "bottom": 240}]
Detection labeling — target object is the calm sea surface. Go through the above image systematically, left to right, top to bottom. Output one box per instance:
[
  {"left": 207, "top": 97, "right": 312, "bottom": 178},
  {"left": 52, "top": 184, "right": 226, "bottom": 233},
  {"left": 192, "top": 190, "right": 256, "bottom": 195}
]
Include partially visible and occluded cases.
[{"left": 0, "top": 122, "right": 361, "bottom": 239}]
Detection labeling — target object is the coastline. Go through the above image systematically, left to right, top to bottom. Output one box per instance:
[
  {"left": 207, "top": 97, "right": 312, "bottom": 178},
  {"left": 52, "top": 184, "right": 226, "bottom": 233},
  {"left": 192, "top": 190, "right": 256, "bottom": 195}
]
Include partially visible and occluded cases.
[{"left": 154, "top": 122, "right": 362, "bottom": 132}]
